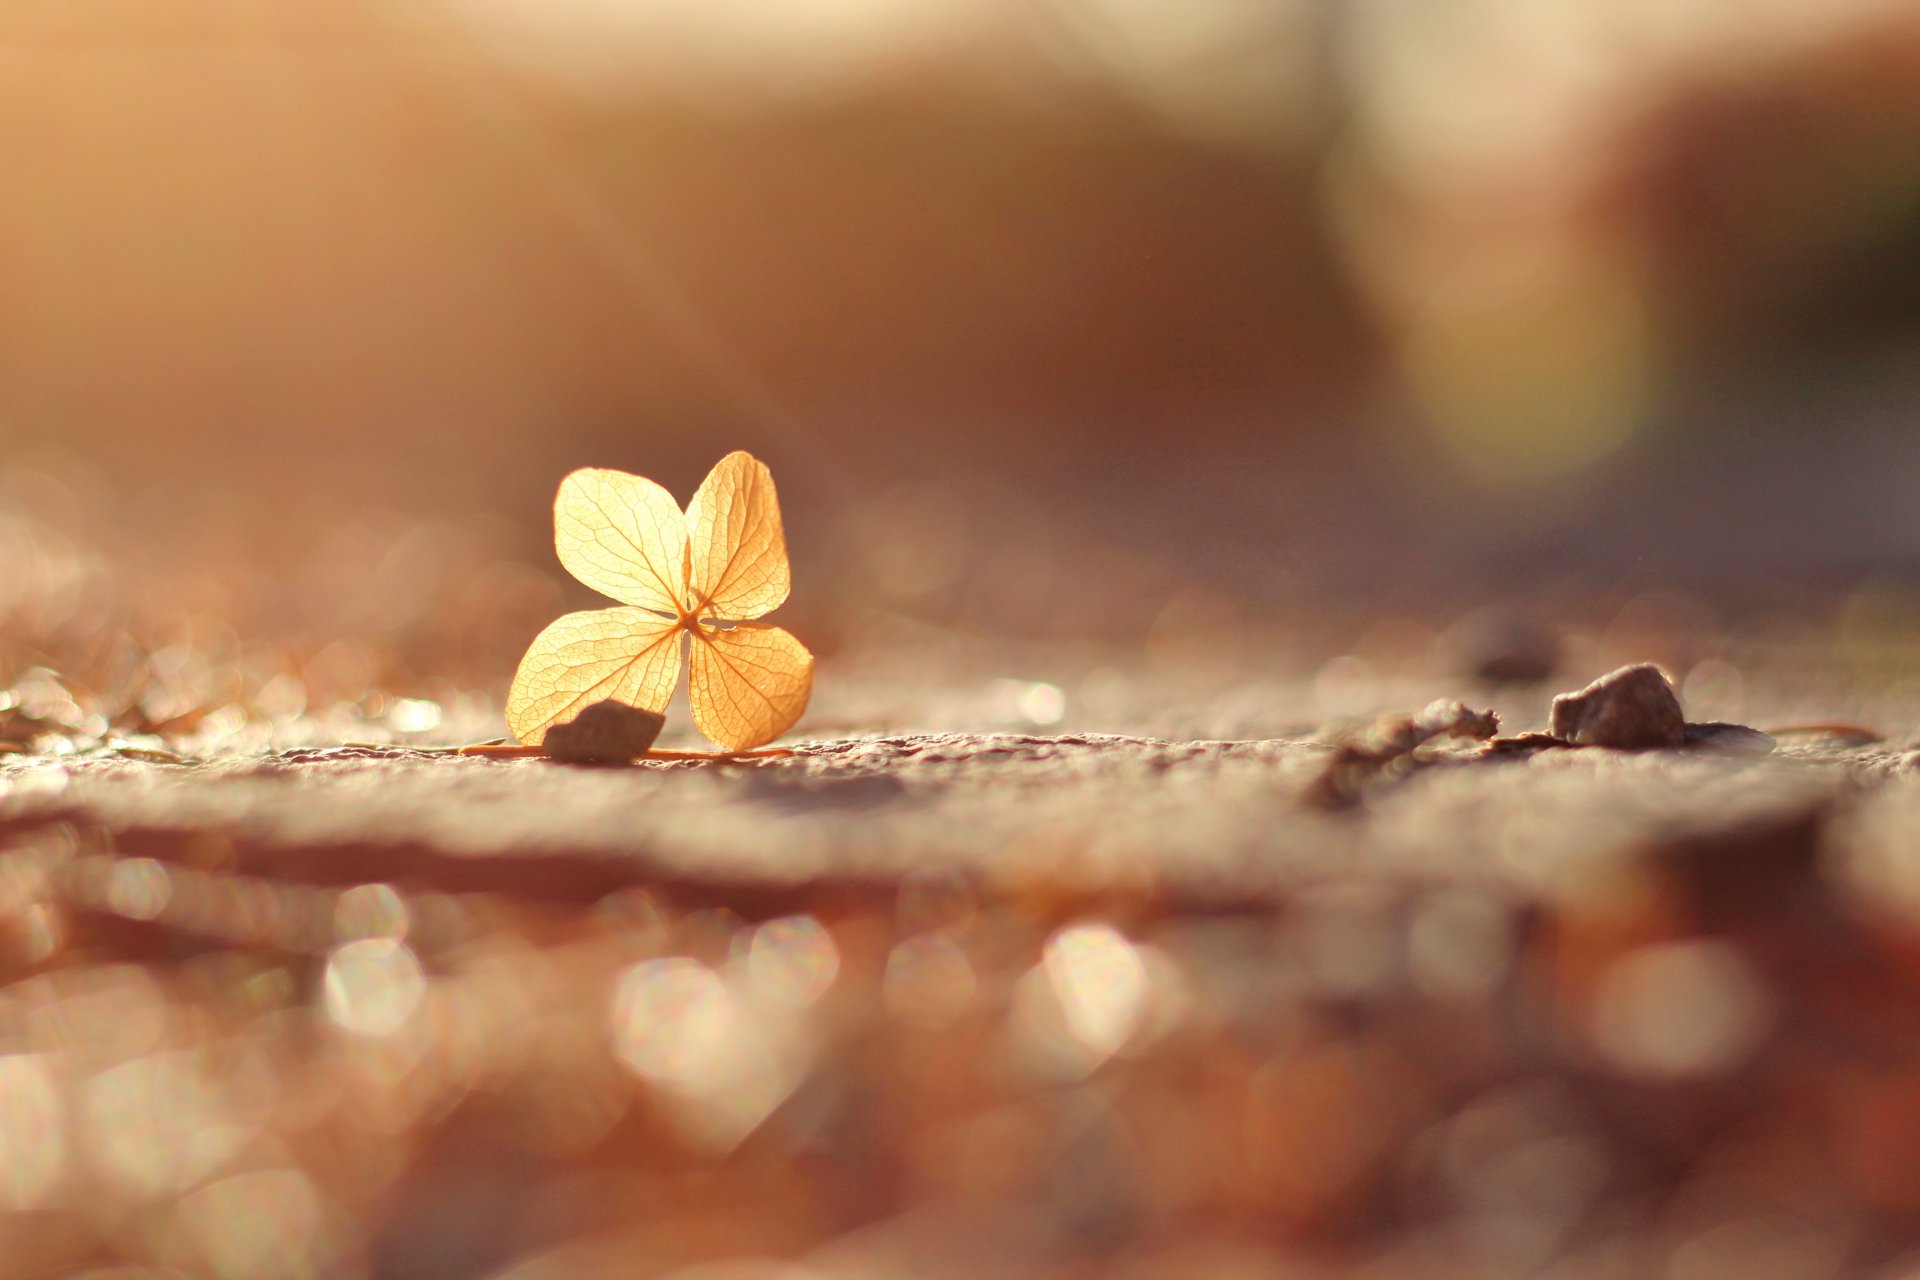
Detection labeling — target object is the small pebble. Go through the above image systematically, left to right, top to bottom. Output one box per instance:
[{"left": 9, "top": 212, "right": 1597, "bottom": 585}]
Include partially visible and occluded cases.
[
  {"left": 1549, "top": 664, "right": 1686, "bottom": 750},
  {"left": 542, "top": 701, "right": 666, "bottom": 764}
]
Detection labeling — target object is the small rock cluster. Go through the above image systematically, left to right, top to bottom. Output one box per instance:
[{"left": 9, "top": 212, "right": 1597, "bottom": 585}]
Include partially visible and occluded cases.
[{"left": 1313, "top": 664, "right": 1776, "bottom": 809}]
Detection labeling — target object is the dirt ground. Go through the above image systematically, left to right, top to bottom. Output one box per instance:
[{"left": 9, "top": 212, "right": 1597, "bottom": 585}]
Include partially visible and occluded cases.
[{"left": 12, "top": 633, "right": 1920, "bottom": 1280}]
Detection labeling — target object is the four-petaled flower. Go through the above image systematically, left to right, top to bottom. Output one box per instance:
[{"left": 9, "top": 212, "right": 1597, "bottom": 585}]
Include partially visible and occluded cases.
[{"left": 507, "top": 451, "right": 813, "bottom": 751}]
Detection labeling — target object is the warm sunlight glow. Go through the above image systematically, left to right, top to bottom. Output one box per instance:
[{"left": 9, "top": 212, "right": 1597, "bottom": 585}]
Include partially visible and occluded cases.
[{"left": 5, "top": 0, "right": 1919, "bottom": 1267}]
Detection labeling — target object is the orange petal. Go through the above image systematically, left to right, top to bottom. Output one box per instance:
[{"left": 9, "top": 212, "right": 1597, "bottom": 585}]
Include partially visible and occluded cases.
[
  {"left": 684, "top": 451, "right": 791, "bottom": 621},
  {"left": 554, "top": 468, "right": 689, "bottom": 614},
  {"left": 506, "top": 608, "right": 684, "bottom": 746},
  {"left": 687, "top": 622, "right": 813, "bottom": 751}
]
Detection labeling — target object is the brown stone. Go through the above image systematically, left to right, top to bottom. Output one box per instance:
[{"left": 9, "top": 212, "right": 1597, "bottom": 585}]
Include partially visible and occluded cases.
[
  {"left": 1549, "top": 664, "right": 1686, "bottom": 749},
  {"left": 540, "top": 701, "right": 666, "bottom": 764}
]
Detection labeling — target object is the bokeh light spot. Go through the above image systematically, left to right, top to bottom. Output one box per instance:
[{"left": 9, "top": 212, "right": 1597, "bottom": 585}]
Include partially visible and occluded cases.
[
  {"left": 1403, "top": 257, "right": 1648, "bottom": 484},
  {"left": 985, "top": 679, "right": 1066, "bottom": 727},
  {"left": 387, "top": 697, "right": 443, "bottom": 734},
  {"left": 104, "top": 857, "right": 172, "bottom": 922},
  {"left": 333, "top": 883, "right": 411, "bottom": 943},
  {"left": 1408, "top": 889, "right": 1514, "bottom": 1000},
  {"left": 743, "top": 916, "right": 840, "bottom": 1009},
  {"left": 1034, "top": 923, "right": 1150, "bottom": 1069},
  {"left": 883, "top": 932, "right": 978, "bottom": 1028},
  {"left": 323, "top": 938, "right": 428, "bottom": 1037},
  {"left": 1591, "top": 940, "right": 1772, "bottom": 1078},
  {"left": 609, "top": 957, "right": 741, "bottom": 1092},
  {"left": 609, "top": 957, "right": 806, "bottom": 1150},
  {"left": 83, "top": 1051, "right": 269, "bottom": 1198},
  {"left": 0, "top": 1054, "right": 66, "bottom": 1209},
  {"left": 175, "top": 1168, "right": 329, "bottom": 1280}
]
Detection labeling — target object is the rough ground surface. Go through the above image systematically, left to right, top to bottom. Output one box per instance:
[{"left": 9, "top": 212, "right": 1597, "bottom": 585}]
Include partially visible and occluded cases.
[
  {"left": 13, "top": 674, "right": 1920, "bottom": 1280},
  {"left": 1, "top": 726, "right": 1911, "bottom": 906},
  {"left": 0, "top": 737, "right": 1876, "bottom": 881}
]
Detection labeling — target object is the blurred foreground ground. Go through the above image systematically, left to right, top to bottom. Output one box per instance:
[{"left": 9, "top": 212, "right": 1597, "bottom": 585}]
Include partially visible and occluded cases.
[{"left": 16, "top": 494, "right": 1920, "bottom": 1279}]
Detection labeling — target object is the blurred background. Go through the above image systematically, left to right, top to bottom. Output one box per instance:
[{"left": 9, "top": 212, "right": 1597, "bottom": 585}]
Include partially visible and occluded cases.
[{"left": 4, "top": 0, "right": 1920, "bottom": 641}]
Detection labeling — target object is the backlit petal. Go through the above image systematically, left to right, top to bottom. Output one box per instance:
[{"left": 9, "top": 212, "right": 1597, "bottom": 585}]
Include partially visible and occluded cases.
[
  {"left": 685, "top": 451, "right": 791, "bottom": 621},
  {"left": 554, "top": 468, "right": 688, "bottom": 613},
  {"left": 506, "top": 608, "right": 684, "bottom": 746},
  {"left": 687, "top": 622, "right": 813, "bottom": 751}
]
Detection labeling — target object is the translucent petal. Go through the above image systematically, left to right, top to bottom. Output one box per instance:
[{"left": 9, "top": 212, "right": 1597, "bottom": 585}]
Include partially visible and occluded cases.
[
  {"left": 685, "top": 451, "right": 791, "bottom": 621},
  {"left": 554, "top": 468, "right": 689, "bottom": 613},
  {"left": 506, "top": 608, "right": 684, "bottom": 746},
  {"left": 687, "top": 623, "right": 813, "bottom": 751}
]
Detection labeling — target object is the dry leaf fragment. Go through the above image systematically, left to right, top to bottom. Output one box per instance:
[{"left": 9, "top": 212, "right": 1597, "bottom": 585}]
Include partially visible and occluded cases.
[
  {"left": 507, "top": 452, "right": 814, "bottom": 752},
  {"left": 1304, "top": 699, "right": 1500, "bottom": 810}
]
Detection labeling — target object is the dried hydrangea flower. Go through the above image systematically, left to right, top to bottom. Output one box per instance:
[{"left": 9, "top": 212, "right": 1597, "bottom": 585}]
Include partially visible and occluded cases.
[{"left": 507, "top": 452, "right": 813, "bottom": 752}]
